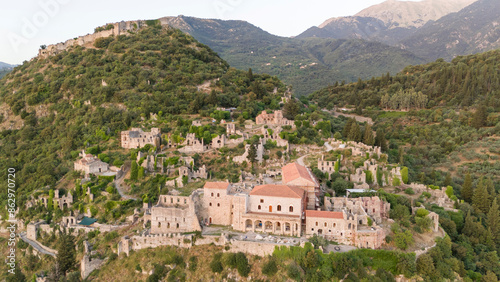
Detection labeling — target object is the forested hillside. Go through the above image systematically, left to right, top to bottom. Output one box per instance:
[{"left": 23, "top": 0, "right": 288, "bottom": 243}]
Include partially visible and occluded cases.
[
  {"left": 160, "top": 16, "right": 424, "bottom": 96},
  {"left": 0, "top": 23, "right": 286, "bottom": 210},
  {"left": 310, "top": 48, "right": 500, "bottom": 185},
  {"left": 311, "top": 49, "right": 500, "bottom": 110}
]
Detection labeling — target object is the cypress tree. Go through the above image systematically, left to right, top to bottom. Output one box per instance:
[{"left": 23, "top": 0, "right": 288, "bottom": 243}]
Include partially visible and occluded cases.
[
  {"left": 471, "top": 104, "right": 487, "bottom": 129},
  {"left": 342, "top": 118, "right": 354, "bottom": 139},
  {"left": 348, "top": 122, "right": 361, "bottom": 142},
  {"left": 363, "top": 124, "right": 374, "bottom": 146},
  {"left": 375, "top": 129, "right": 388, "bottom": 152},
  {"left": 247, "top": 143, "right": 257, "bottom": 166},
  {"left": 130, "top": 161, "right": 138, "bottom": 180},
  {"left": 138, "top": 166, "right": 145, "bottom": 179},
  {"left": 376, "top": 167, "right": 383, "bottom": 187},
  {"left": 401, "top": 167, "right": 409, "bottom": 184},
  {"left": 462, "top": 172, "right": 473, "bottom": 203},
  {"left": 444, "top": 173, "right": 452, "bottom": 187},
  {"left": 472, "top": 178, "right": 490, "bottom": 214},
  {"left": 487, "top": 198, "right": 499, "bottom": 244},
  {"left": 56, "top": 229, "right": 77, "bottom": 276}
]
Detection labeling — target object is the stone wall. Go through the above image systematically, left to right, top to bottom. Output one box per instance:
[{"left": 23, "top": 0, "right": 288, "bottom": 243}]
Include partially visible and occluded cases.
[
  {"left": 39, "top": 20, "right": 144, "bottom": 59},
  {"left": 151, "top": 194, "right": 202, "bottom": 234},
  {"left": 118, "top": 233, "right": 293, "bottom": 257},
  {"left": 81, "top": 241, "right": 107, "bottom": 279}
]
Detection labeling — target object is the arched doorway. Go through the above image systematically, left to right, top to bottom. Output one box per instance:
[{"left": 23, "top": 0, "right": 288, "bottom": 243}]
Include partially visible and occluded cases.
[{"left": 245, "top": 219, "right": 252, "bottom": 231}]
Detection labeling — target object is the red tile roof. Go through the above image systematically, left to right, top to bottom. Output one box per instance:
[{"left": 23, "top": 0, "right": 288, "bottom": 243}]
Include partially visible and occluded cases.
[
  {"left": 282, "top": 163, "right": 318, "bottom": 186},
  {"left": 204, "top": 182, "right": 230, "bottom": 190},
  {"left": 250, "top": 184, "right": 305, "bottom": 199},
  {"left": 306, "top": 210, "right": 344, "bottom": 219}
]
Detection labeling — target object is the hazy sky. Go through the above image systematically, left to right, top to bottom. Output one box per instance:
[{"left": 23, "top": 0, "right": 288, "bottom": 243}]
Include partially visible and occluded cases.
[{"left": 0, "top": 0, "right": 421, "bottom": 64}]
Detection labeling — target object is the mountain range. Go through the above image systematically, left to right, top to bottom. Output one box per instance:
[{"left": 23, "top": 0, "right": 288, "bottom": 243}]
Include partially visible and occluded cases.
[
  {"left": 158, "top": 0, "right": 500, "bottom": 96},
  {"left": 297, "top": 0, "right": 477, "bottom": 45},
  {"left": 159, "top": 16, "right": 423, "bottom": 96},
  {"left": 0, "top": 62, "right": 15, "bottom": 78}
]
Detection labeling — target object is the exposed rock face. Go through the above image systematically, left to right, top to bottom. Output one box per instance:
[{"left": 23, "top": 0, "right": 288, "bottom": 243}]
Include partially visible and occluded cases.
[
  {"left": 298, "top": 0, "right": 478, "bottom": 45},
  {"left": 354, "top": 0, "right": 477, "bottom": 29},
  {"left": 400, "top": 0, "right": 500, "bottom": 60}
]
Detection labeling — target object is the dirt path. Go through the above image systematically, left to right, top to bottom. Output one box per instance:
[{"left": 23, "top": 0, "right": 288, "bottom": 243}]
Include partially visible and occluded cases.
[
  {"left": 323, "top": 109, "right": 374, "bottom": 125},
  {"left": 114, "top": 162, "right": 137, "bottom": 200}
]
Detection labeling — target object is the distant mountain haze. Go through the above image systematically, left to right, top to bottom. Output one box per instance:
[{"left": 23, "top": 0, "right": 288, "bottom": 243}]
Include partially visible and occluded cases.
[
  {"left": 297, "top": 0, "right": 478, "bottom": 45},
  {"left": 354, "top": 0, "right": 477, "bottom": 29},
  {"left": 400, "top": 0, "right": 500, "bottom": 60}
]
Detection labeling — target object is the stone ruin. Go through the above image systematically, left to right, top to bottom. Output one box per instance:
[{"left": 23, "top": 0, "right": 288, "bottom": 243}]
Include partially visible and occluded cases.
[
  {"left": 39, "top": 20, "right": 144, "bottom": 59},
  {"left": 261, "top": 127, "right": 288, "bottom": 148},
  {"left": 179, "top": 133, "right": 209, "bottom": 153},
  {"left": 233, "top": 139, "right": 264, "bottom": 164},
  {"left": 165, "top": 165, "right": 208, "bottom": 188},
  {"left": 408, "top": 183, "right": 455, "bottom": 209},
  {"left": 40, "top": 189, "right": 73, "bottom": 210},
  {"left": 81, "top": 241, "right": 107, "bottom": 279}
]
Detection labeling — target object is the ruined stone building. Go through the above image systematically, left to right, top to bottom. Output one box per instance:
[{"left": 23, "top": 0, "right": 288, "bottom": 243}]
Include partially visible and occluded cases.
[
  {"left": 39, "top": 20, "right": 144, "bottom": 58},
  {"left": 255, "top": 110, "right": 294, "bottom": 127},
  {"left": 227, "top": 123, "right": 236, "bottom": 135},
  {"left": 262, "top": 127, "right": 288, "bottom": 147},
  {"left": 121, "top": 128, "right": 161, "bottom": 149},
  {"left": 179, "top": 133, "right": 208, "bottom": 153},
  {"left": 211, "top": 134, "right": 226, "bottom": 149},
  {"left": 233, "top": 141, "right": 264, "bottom": 164},
  {"left": 74, "top": 150, "right": 109, "bottom": 176},
  {"left": 318, "top": 155, "right": 338, "bottom": 173},
  {"left": 282, "top": 163, "right": 320, "bottom": 209},
  {"left": 40, "top": 190, "right": 73, "bottom": 209},
  {"left": 151, "top": 194, "right": 202, "bottom": 234},
  {"left": 324, "top": 196, "right": 390, "bottom": 224}
]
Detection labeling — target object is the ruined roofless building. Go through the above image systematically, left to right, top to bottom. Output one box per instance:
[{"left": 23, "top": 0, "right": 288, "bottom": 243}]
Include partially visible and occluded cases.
[
  {"left": 255, "top": 110, "right": 294, "bottom": 126},
  {"left": 121, "top": 128, "right": 161, "bottom": 149}
]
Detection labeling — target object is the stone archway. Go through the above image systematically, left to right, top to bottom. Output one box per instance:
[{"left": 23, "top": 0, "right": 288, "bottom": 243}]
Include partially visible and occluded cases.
[
  {"left": 245, "top": 219, "right": 253, "bottom": 231},
  {"left": 255, "top": 220, "right": 263, "bottom": 231},
  {"left": 264, "top": 221, "right": 273, "bottom": 232},
  {"left": 275, "top": 222, "right": 281, "bottom": 233},
  {"left": 284, "top": 222, "right": 291, "bottom": 233}
]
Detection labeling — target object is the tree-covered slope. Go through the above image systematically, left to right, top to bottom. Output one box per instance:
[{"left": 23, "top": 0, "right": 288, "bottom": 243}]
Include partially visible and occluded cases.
[
  {"left": 160, "top": 16, "right": 424, "bottom": 96},
  {"left": 0, "top": 24, "right": 286, "bottom": 208},
  {"left": 310, "top": 49, "right": 500, "bottom": 110}
]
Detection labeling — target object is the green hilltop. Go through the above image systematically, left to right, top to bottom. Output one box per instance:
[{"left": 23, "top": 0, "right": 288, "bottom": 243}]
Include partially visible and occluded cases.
[{"left": 0, "top": 24, "right": 286, "bottom": 201}]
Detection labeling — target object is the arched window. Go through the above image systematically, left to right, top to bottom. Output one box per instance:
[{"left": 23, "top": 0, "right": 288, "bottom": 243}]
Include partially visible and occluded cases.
[
  {"left": 211, "top": 193, "right": 214, "bottom": 197},
  {"left": 217, "top": 193, "right": 220, "bottom": 197},
  {"left": 209, "top": 202, "right": 212, "bottom": 206},
  {"left": 217, "top": 203, "right": 220, "bottom": 207},
  {"left": 258, "top": 205, "right": 261, "bottom": 210},
  {"left": 277, "top": 205, "right": 281, "bottom": 211},
  {"left": 289, "top": 206, "right": 293, "bottom": 212},
  {"left": 158, "top": 222, "right": 161, "bottom": 227},
  {"left": 316, "top": 222, "right": 318, "bottom": 226},
  {"left": 324, "top": 222, "right": 327, "bottom": 227},
  {"left": 176, "top": 223, "right": 179, "bottom": 228},
  {"left": 333, "top": 223, "right": 336, "bottom": 227}
]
